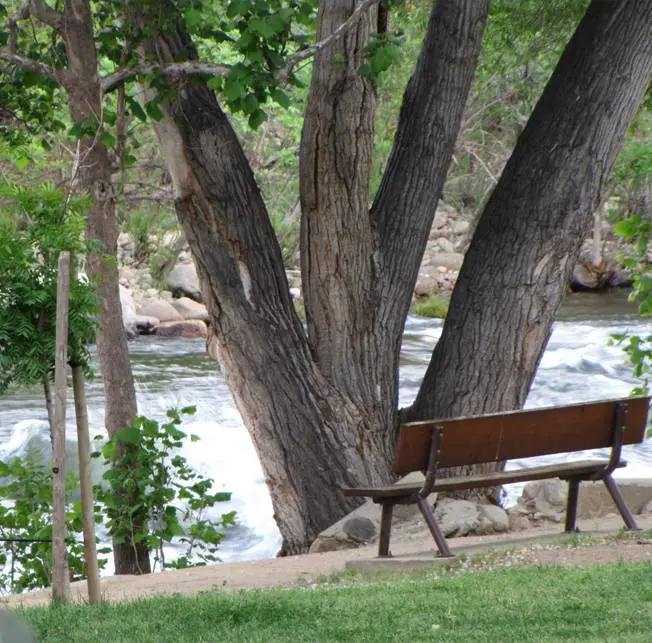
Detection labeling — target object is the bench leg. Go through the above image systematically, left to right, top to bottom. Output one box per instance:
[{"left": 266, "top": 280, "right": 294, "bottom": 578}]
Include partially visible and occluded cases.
[
  {"left": 603, "top": 475, "right": 640, "bottom": 530},
  {"left": 565, "top": 478, "right": 580, "bottom": 533},
  {"left": 417, "top": 496, "right": 454, "bottom": 558},
  {"left": 378, "top": 502, "right": 394, "bottom": 557}
]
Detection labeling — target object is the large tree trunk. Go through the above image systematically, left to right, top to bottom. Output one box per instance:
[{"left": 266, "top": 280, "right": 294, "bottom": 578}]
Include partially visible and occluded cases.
[
  {"left": 135, "top": 0, "right": 487, "bottom": 553},
  {"left": 60, "top": 1, "right": 149, "bottom": 574},
  {"left": 406, "top": 1, "right": 652, "bottom": 472}
]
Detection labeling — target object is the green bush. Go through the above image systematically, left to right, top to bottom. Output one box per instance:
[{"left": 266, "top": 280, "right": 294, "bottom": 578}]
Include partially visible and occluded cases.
[{"left": 413, "top": 294, "right": 449, "bottom": 319}]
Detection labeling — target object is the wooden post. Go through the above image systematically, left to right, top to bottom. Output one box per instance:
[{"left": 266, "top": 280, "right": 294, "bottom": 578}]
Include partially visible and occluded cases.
[
  {"left": 52, "top": 251, "right": 71, "bottom": 604},
  {"left": 72, "top": 364, "right": 102, "bottom": 605}
]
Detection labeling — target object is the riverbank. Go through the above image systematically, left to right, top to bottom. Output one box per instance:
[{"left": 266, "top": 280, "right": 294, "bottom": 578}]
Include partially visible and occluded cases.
[
  {"left": 117, "top": 204, "right": 636, "bottom": 338},
  {"left": 7, "top": 513, "right": 652, "bottom": 608}
]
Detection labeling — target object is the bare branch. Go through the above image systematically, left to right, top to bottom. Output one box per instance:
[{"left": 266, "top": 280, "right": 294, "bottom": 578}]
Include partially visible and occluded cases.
[
  {"left": 29, "top": 0, "right": 64, "bottom": 31},
  {"left": 278, "top": 0, "right": 381, "bottom": 84},
  {"left": 0, "top": 53, "right": 61, "bottom": 84},
  {"left": 101, "top": 61, "right": 230, "bottom": 94}
]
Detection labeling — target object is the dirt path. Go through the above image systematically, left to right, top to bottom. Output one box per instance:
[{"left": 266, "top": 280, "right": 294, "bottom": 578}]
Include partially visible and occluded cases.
[{"left": 6, "top": 515, "right": 652, "bottom": 608}]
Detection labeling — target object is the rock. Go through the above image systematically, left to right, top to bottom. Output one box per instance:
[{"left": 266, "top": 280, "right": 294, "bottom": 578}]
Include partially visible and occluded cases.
[
  {"left": 453, "top": 220, "right": 471, "bottom": 235},
  {"left": 435, "top": 237, "right": 455, "bottom": 254},
  {"left": 431, "top": 252, "right": 464, "bottom": 271},
  {"left": 570, "top": 262, "right": 614, "bottom": 292},
  {"left": 168, "top": 263, "right": 202, "bottom": 302},
  {"left": 571, "top": 263, "right": 601, "bottom": 291},
  {"left": 609, "top": 268, "right": 633, "bottom": 288},
  {"left": 286, "top": 269, "right": 302, "bottom": 290},
  {"left": 414, "top": 276, "right": 437, "bottom": 300},
  {"left": 119, "top": 285, "right": 140, "bottom": 338},
  {"left": 171, "top": 297, "right": 209, "bottom": 321},
  {"left": 138, "top": 300, "right": 183, "bottom": 322},
  {"left": 133, "top": 316, "right": 159, "bottom": 335},
  {"left": 155, "top": 320, "right": 208, "bottom": 339},
  {"left": 309, "top": 472, "right": 436, "bottom": 553},
  {"left": 393, "top": 472, "right": 437, "bottom": 522},
  {"left": 513, "top": 479, "right": 567, "bottom": 522},
  {"left": 577, "top": 479, "right": 652, "bottom": 518},
  {"left": 434, "top": 498, "right": 480, "bottom": 537},
  {"left": 641, "top": 499, "right": 652, "bottom": 515},
  {"left": 309, "top": 500, "right": 380, "bottom": 553},
  {"left": 477, "top": 504, "right": 510, "bottom": 534},
  {"left": 508, "top": 514, "right": 531, "bottom": 531},
  {"left": 343, "top": 517, "right": 376, "bottom": 543},
  {"left": 309, "top": 536, "right": 353, "bottom": 553}
]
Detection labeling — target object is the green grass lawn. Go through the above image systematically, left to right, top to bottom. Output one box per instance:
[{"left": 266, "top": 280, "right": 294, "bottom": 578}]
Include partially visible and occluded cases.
[{"left": 20, "top": 562, "right": 652, "bottom": 642}]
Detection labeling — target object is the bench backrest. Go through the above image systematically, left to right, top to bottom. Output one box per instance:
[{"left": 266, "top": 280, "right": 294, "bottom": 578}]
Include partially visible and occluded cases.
[{"left": 393, "top": 396, "right": 650, "bottom": 475}]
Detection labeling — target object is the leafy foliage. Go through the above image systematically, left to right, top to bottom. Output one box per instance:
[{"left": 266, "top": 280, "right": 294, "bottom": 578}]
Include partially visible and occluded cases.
[
  {"left": 0, "top": 183, "right": 97, "bottom": 393},
  {"left": 93, "top": 407, "right": 235, "bottom": 571},
  {"left": 0, "top": 450, "right": 109, "bottom": 595}
]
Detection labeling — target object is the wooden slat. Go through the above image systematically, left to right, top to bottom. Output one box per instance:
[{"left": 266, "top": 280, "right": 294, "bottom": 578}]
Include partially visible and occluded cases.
[
  {"left": 394, "top": 396, "right": 649, "bottom": 475},
  {"left": 344, "top": 459, "right": 625, "bottom": 499}
]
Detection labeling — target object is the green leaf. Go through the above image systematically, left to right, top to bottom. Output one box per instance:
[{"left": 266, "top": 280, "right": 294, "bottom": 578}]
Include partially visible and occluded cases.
[
  {"left": 226, "top": 0, "right": 248, "bottom": 19},
  {"left": 270, "top": 88, "right": 290, "bottom": 109},
  {"left": 126, "top": 97, "right": 148, "bottom": 122},
  {"left": 145, "top": 101, "right": 164, "bottom": 122},
  {"left": 248, "top": 108, "right": 267, "bottom": 130},
  {"left": 99, "top": 132, "right": 116, "bottom": 148},
  {"left": 614, "top": 218, "right": 638, "bottom": 239},
  {"left": 117, "top": 425, "right": 141, "bottom": 445}
]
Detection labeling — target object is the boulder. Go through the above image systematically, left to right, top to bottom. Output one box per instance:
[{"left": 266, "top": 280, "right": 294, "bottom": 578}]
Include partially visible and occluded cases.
[
  {"left": 453, "top": 220, "right": 471, "bottom": 235},
  {"left": 435, "top": 237, "right": 455, "bottom": 254},
  {"left": 431, "top": 252, "right": 464, "bottom": 271},
  {"left": 168, "top": 263, "right": 202, "bottom": 302},
  {"left": 609, "top": 268, "right": 633, "bottom": 288},
  {"left": 414, "top": 275, "right": 438, "bottom": 300},
  {"left": 119, "top": 285, "right": 140, "bottom": 338},
  {"left": 170, "top": 297, "right": 209, "bottom": 321},
  {"left": 137, "top": 300, "right": 183, "bottom": 322},
  {"left": 155, "top": 320, "right": 208, "bottom": 339},
  {"left": 309, "top": 472, "right": 437, "bottom": 553},
  {"left": 510, "top": 479, "right": 567, "bottom": 523},
  {"left": 577, "top": 479, "right": 652, "bottom": 518},
  {"left": 434, "top": 498, "right": 480, "bottom": 537},
  {"left": 641, "top": 498, "right": 652, "bottom": 516},
  {"left": 309, "top": 500, "right": 380, "bottom": 553},
  {"left": 476, "top": 504, "right": 510, "bottom": 534}
]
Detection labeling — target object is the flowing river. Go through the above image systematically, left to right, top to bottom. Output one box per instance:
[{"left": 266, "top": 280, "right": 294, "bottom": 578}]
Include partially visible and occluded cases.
[{"left": 1, "top": 291, "right": 651, "bottom": 565}]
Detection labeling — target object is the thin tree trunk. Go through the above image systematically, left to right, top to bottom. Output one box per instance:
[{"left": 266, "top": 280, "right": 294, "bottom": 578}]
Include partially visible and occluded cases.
[
  {"left": 60, "top": 0, "right": 148, "bottom": 575},
  {"left": 406, "top": 1, "right": 652, "bottom": 477},
  {"left": 52, "top": 251, "right": 71, "bottom": 605},
  {"left": 72, "top": 364, "right": 101, "bottom": 606}
]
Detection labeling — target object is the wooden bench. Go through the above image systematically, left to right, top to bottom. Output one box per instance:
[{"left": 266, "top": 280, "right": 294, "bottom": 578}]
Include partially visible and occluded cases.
[{"left": 342, "top": 396, "right": 650, "bottom": 558}]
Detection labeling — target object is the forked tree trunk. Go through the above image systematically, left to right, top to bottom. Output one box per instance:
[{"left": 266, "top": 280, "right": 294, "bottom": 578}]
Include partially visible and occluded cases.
[
  {"left": 59, "top": 0, "right": 148, "bottom": 574},
  {"left": 136, "top": 0, "right": 487, "bottom": 553},
  {"left": 138, "top": 0, "right": 652, "bottom": 553},
  {"left": 407, "top": 1, "right": 652, "bottom": 462}
]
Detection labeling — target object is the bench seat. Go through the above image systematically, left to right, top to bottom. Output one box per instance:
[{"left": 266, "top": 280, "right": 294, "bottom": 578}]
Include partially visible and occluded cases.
[
  {"left": 341, "top": 396, "right": 649, "bottom": 559},
  {"left": 342, "top": 459, "right": 626, "bottom": 499}
]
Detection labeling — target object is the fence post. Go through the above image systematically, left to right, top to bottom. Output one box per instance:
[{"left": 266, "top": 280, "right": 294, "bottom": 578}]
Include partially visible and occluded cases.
[{"left": 52, "top": 251, "right": 71, "bottom": 604}]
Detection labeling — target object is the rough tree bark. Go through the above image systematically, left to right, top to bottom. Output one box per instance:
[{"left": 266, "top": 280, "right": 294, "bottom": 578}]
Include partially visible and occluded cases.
[
  {"left": 134, "top": 0, "right": 487, "bottom": 553},
  {"left": 139, "top": 0, "right": 652, "bottom": 552},
  {"left": 56, "top": 1, "right": 148, "bottom": 574},
  {"left": 407, "top": 1, "right": 652, "bottom": 427}
]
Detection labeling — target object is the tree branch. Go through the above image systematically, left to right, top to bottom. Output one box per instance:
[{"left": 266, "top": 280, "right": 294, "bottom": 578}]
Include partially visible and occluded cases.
[
  {"left": 29, "top": 0, "right": 64, "bottom": 31},
  {"left": 278, "top": 0, "right": 381, "bottom": 84},
  {"left": 0, "top": 53, "right": 61, "bottom": 84},
  {"left": 101, "top": 61, "right": 229, "bottom": 94}
]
